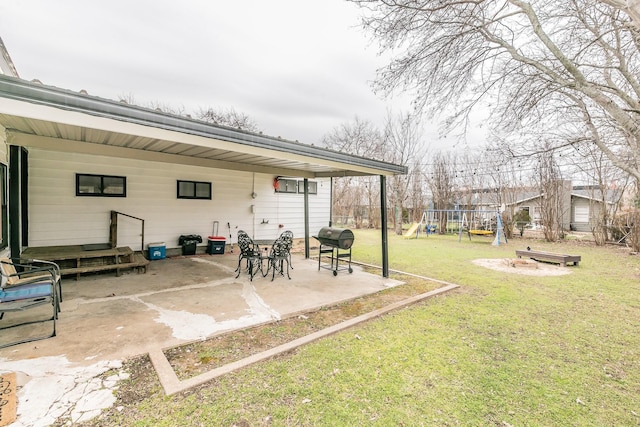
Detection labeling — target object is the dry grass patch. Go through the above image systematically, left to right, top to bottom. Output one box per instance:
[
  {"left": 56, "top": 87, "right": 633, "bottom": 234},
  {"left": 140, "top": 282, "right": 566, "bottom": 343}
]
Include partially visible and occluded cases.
[{"left": 164, "top": 270, "right": 442, "bottom": 380}]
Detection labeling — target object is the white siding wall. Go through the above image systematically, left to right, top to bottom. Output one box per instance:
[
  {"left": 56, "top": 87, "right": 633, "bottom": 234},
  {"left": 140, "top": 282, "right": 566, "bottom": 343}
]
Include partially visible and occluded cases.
[
  {"left": 0, "top": 124, "right": 7, "bottom": 163},
  {"left": 28, "top": 148, "right": 330, "bottom": 250}
]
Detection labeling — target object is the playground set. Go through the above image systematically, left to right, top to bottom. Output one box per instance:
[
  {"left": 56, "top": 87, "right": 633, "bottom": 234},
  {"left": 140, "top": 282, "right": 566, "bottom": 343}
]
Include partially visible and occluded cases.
[{"left": 404, "top": 209, "right": 507, "bottom": 245}]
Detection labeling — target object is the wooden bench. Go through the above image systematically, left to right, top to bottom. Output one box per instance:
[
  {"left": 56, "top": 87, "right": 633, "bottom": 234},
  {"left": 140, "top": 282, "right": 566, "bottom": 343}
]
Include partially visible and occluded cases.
[
  {"left": 21, "top": 246, "right": 149, "bottom": 279},
  {"left": 515, "top": 249, "right": 581, "bottom": 267}
]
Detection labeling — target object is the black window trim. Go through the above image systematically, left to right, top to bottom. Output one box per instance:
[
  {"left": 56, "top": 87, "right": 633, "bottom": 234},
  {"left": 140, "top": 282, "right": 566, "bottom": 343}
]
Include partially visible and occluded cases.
[
  {"left": 76, "top": 173, "right": 127, "bottom": 197},
  {"left": 177, "top": 180, "right": 212, "bottom": 200}
]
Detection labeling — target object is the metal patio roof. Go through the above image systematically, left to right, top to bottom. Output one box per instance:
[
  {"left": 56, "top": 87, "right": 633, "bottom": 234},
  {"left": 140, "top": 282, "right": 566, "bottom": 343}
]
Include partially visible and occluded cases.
[{"left": 0, "top": 75, "right": 407, "bottom": 178}]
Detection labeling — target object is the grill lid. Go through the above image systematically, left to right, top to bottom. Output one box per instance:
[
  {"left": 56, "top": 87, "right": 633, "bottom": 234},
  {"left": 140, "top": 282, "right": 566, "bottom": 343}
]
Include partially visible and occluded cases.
[{"left": 316, "top": 227, "right": 354, "bottom": 249}]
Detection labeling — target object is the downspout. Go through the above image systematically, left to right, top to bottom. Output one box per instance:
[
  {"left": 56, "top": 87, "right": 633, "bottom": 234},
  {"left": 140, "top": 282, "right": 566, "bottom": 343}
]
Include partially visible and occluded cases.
[{"left": 380, "top": 175, "right": 389, "bottom": 278}]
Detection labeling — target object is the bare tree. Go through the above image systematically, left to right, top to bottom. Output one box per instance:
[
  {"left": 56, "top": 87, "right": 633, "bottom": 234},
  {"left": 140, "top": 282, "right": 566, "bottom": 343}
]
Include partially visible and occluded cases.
[
  {"left": 349, "top": 0, "right": 640, "bottom": 182},
  {"left": 598, "top": 0, "right": 640, "bottom": 29},
  {"left": 117, "top": 93, "right": 186, "bottom": 116},
  {"left": 117, "top": 93, "right": 137, "bottom": 105},
  {"left": 118, "top": 94, "right": 261, "bottom": 131},
  {"left": 196, "top": 106, "right": 259, "bottom": 133},
  {"left": 383, "top": 112, "right": 425, "bottom": 234},
  {"left": 322, "top": 116, "right": 385, "bottom": 159},
  {"left": 322, "top": 117, "right": 385, "bottom": 227},
  {"left": 569, "top": 141, "right": 628, "bottom": 244},
  {"left": 532, "top": 147, "right": 571, "bottom": 242},
  {"left": 426, "top": 151, "right": 458, "bottom": 233},
  {"left": 457, "top": 151, "right": 487, "bottom": 211},
  {"left": 482, "top": 151, "right": 532, "bottom": 239},
  {"left": 407, "top": 160, "right": 427, "bottom": 223},
  {"left": 329, "top": 175, "right": 380, "bottom": 228},
  {"left": 331, "top": 176, "right": 368, "bottom": 227},
  {"left": 628, "top": 186, "right": 640, "bottom": 251}
]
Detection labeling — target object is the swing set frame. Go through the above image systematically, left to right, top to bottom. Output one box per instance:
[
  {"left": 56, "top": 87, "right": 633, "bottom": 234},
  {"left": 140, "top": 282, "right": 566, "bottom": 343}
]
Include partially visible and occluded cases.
[{"left": 415, "top": 209, "right": 507, "bottom": 245}]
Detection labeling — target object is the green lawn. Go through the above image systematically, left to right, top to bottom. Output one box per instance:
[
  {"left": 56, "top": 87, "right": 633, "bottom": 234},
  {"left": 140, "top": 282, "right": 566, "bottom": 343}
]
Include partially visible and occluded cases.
[
  {"left": 90, "top": 230, "right": 640, "bottom": 426},
  {"left": 348, "top": 230, "right": 640, "bottom": 425}
]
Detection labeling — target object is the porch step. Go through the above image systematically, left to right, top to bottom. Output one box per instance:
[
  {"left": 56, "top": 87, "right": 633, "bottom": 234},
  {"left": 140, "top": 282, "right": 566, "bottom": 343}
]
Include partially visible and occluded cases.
[
  {"left": 21, "top": 246, "right": 149, "bottom": 280},
  {"left": 60, "top": 253, "right": 149, "bottom": 277}
]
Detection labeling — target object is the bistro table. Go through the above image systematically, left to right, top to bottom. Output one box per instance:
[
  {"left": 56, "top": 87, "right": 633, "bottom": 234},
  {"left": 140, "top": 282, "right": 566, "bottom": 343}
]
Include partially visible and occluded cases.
[
  {"left": 254, "top": 233, "right": 294, "bottom": 280},
  {"left": 251, "top": 239, "right": 275, "bottom": 277}
]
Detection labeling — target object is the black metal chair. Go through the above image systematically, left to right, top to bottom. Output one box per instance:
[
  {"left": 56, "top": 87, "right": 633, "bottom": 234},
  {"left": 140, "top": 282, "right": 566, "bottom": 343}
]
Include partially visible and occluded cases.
[
  {"left": 235, "top": 230, "right": 262, "bottom": 281},
  {"left": 263, "top": 230, "right": 293, "bottom": 281},
  {"left": 0, "top": 258, "right": 61, "bottom": 349}
]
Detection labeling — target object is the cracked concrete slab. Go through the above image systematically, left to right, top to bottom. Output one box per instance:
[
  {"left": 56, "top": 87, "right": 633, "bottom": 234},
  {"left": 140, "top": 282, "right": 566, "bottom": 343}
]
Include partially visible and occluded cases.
[{"left": 0, "top": 254, "right": 404, "bottom": 426}]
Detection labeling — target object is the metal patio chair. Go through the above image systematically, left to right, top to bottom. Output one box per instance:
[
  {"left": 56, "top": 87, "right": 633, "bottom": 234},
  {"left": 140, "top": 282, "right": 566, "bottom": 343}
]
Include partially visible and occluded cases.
[
  {"left": 235, "top": 230, "right": 262, "bottom": 281},
  {"left": 263, "top": 230, "right": 293, "bottom": 281},
  {"left": 1, "top": 257, "right": 62, "bottom": 303},
  {"left": 0, "top": 258, "right": 61, "bottom": 349}
]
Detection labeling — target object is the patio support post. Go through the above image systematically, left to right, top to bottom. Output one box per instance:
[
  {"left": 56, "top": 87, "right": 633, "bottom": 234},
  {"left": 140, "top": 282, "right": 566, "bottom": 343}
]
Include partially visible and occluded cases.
[
  {"left": 9, "top": 145, "right": 21, "bottom": 257},
  {"left": 380, "top": 175, "right": 389, "bottom": 278},
  {"left": 329, "top": 177, "right": 333, "bottom": 226},
  {"left": 303, "top": 178, "right": 310, "bottom": 259}
]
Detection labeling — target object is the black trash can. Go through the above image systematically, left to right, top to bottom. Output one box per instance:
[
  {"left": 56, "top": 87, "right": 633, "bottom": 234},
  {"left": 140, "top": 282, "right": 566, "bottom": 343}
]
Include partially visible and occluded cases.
[{"left": 178, "top": 234, "right": 202, "bottom": 255}]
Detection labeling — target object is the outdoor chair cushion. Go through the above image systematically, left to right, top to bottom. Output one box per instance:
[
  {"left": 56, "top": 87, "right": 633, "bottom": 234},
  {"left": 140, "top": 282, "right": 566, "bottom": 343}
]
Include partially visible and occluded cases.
[
  {"left": 0, "top": 257, "right": 63, "bottom": 304},
  {"left": 0, "top": 257, "right": 60, "bottom": 349},
  {"left": 1, "top": 282, "right": 52, "bottom": 301},
  {"left": 0, "top": 283, "right": 53, "bottom": 310}
]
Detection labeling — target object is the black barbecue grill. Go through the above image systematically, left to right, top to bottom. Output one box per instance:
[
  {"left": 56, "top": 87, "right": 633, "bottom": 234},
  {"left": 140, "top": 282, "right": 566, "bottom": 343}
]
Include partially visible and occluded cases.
[{"left": 313, "top": 227, "right": 354, "bottom": 276}]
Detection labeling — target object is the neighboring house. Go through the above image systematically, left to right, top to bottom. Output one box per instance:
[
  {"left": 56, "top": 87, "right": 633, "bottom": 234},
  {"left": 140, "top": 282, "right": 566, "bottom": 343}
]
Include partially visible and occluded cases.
[
  {"left": 0, "top": 47, "right": 406, "bottom": 276},
  {"left": 430, "top": 181, "right": 620, "bottom": 233},
  {"left": 508, "top": 181, "right": 619, "bottom": 232},
  {"left": 569, "top": 186, "right": 620, "bottom": 232},
  {"left": 455, "top": 188, "right": 502, "bottom": 215}
]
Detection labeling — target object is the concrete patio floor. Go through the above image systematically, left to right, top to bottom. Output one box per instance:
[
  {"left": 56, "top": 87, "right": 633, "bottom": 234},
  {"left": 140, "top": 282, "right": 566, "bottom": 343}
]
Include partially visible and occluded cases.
[{"left": 0, "top": 252, "right": 404, "bottom": 426}]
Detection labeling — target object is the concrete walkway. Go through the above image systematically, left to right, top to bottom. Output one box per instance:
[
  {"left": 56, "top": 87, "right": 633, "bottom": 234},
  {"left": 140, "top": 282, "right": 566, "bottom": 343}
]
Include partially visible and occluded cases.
[{"left": 0, "top": 253, "right": 405, "bottom": 426}]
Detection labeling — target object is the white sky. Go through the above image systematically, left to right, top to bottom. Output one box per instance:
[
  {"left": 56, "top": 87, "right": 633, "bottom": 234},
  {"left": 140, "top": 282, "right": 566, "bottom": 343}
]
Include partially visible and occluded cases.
[{"left": 0, "top": 0, "right": 484, "bottom": 148}]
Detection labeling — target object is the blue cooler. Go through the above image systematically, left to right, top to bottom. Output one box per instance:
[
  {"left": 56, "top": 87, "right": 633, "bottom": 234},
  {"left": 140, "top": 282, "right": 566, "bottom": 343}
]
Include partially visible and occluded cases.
[{"left": 148, "top": 242, "right": 166, "bottom": 260}]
